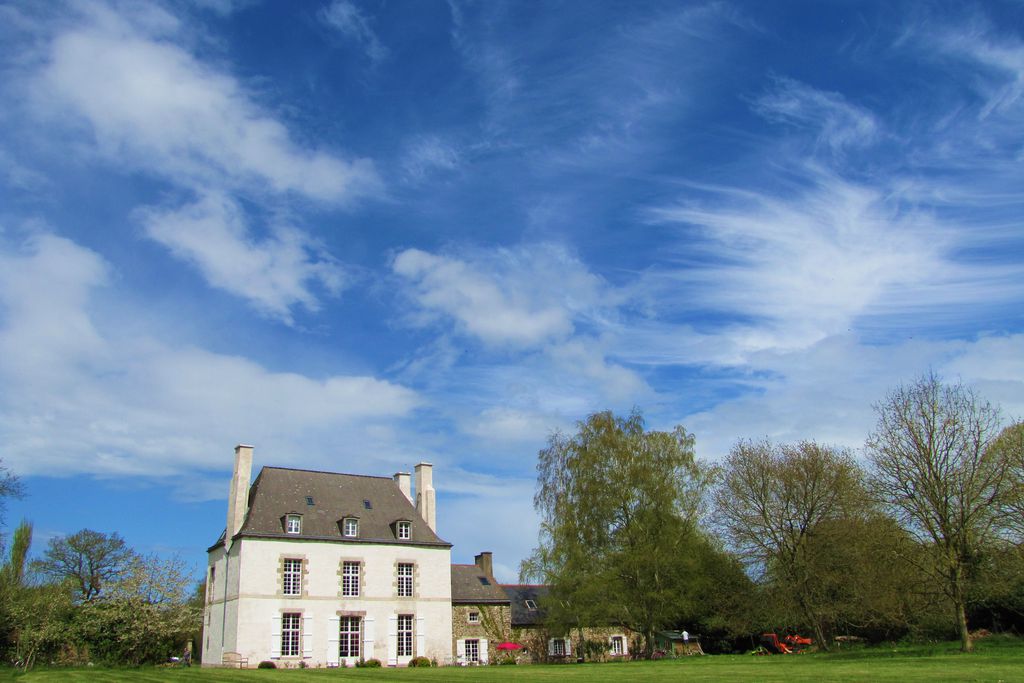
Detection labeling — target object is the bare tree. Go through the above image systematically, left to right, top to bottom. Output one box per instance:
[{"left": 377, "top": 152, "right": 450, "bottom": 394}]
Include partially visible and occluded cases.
[
  {"left": 866, "top": 372, "right": 1010, "bottom": 652},
  {"left": 714, "top": 439, "right": 870, "bottom": 649},
  {"left": 0, "top": 459, "right": 25, "bottom": 531},
  {"left": 33, "top": 529, "right": 136, "bottom": 601}
]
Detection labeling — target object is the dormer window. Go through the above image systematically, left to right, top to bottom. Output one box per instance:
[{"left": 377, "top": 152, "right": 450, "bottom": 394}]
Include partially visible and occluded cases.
[
  {"left": 286, "top": 514, "right": 301, "bottom": 534},
  {"left": 343, "top": 517, "right": 359, "bottom": 538},
  {"left": 397, "top": 520, "right": 411, "bottom": 540},
  {"left": 525, "top": 599, "right": 538, "bottom": 610}
]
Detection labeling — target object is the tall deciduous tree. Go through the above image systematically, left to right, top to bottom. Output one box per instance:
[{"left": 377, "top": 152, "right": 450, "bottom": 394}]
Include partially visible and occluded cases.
[
  {"left": 866, "top": 373, "right": 1011, "bottom": 652},
  {"left": 522, "top": 410, "right": 714, "bottom": 657},
  {"left": 714, "top": 440, "right": 874, "bottom": 648},
  {"left": 34, "top": 529, "right": 136, "bottom": 601}
]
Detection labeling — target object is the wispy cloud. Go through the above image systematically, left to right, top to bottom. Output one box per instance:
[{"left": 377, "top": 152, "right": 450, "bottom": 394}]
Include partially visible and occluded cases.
[
  {"left": 320, "top": 0, "right": 390, "bottom": 64},
  {"left": 35, "top": 5, "right": 380, "bottom": 203},
  {"left": 753, "top": 76, "right": 880, "bottom": 155},
  {"left": 401, "top": 136, "right": 461, "bottom": 182},
  {"left": 138, "top": 192, "right": 347, "bottom": 323}
]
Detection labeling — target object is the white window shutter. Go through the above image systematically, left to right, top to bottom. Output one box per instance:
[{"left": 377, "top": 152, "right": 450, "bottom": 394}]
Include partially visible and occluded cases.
[
  {"left": 271, "top": 615, "right": 282, "bottom": 659},
  {"left": 302, "top": 615, "right": 313, "bottom": 658},
  {"left": 387, "top": 615, "right": 398, "bottom": 666},
  {"left": 327, "top": 616, "right": 340, "bottom": 667},
  {"left": 363, "top": 616, "right": 375, "bottom": 661},
  {"left": 415, "top": 616, "right": 426, "bottom": 657},
  {"left": 622, "top": 636, "right": 629, "bottom": 655},
  {"left": 480, "top": 638, "right": 489, "bottom": 664},
  {"left": 547, "top": 638, "right": 555, "bottom": 656},
  {"left": 565, "top": 638, "right": 572, "bottom": 656},
  {"left": 456, "top": 639, "right": 466, "bottom": 665}
]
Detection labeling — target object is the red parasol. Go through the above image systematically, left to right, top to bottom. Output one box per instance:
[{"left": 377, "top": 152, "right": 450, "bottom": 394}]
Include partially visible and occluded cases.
[{"left": 496, "top": 642, "right": 523, "bottom": 651}]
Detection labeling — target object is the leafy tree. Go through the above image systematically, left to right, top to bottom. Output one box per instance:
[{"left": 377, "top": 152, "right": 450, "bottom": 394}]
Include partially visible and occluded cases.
[
  {"left": 866, "top": 372, "right": 1012, "bottom": 652},
  {"left": 522, "top": 410, "right": 714, "bottom": 656},
  {"left": 988, "top": 422, "right": 1024, "bottom": 540},
  {"left": 714, "top": 440, "right": 878, "bottom": 648},
  {"left": 0, "top": 521, "right": 77, "bottom": 670},
  {"left": 34, "top": 529, "right": 136, "bottom": 601},
  {"left": 74, "top": 554, "right": 201, "bottom": 666}
]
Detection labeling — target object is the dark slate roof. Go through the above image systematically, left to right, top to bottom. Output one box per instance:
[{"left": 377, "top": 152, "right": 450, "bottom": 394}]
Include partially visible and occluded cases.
[
  {"left": 218, "top": 466, "right": 449, "bottom": 548},
  {"left": 451, "top": 564, "right": 510, "bottom": 604},
  {"left": 502, "top": 584, "right": 549, "bottom": 627}
]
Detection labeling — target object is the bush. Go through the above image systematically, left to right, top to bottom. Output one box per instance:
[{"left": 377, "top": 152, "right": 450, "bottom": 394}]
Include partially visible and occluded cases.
[
  {"left": 499, "top": 655, "right": 517, "bottom": 665},
  {"left": 409, "top": 656, "right": 432, "bottom": 667},
  {"left": 357, "top": 658, "right": 382, "bottom": 668},
  {"left": 257, "top": 660, "right": 277, "bottom": 669}
]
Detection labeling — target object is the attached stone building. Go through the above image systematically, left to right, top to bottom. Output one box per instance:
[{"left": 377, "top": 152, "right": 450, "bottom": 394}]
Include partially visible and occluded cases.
[
  {"left": 203, "top": 445, "right": 453, "bottom": 668},
  {"left": 450, "top": 552, "right": 511, "bottom": 664},
  {"left": 503, "top": 583, "right": 635, "bottom": 662}
]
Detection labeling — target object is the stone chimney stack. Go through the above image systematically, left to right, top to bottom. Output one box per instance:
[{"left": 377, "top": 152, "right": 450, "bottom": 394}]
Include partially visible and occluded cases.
[
  {"left": 226, "top": 444, "right": 253, "bottom": 548},
  {"left": 414, "top": 462, "right": 436, "bottom": 532},
  {"left": 393, "top": 471, "right": 412, "bottom": 504},
  {"left": 474, "top": 551, "right": 493, "bottom": 577}
]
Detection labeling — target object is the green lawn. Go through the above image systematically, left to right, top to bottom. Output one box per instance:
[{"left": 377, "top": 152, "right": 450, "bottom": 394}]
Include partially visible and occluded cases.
[{"left": 5, "top": 639, "right": 1024, "bottom": 682}]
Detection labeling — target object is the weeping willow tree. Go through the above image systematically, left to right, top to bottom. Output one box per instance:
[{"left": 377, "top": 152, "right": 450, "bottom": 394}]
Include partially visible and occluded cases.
[{"left": 521, "top": 410, "right": 715, "bottom": 657}]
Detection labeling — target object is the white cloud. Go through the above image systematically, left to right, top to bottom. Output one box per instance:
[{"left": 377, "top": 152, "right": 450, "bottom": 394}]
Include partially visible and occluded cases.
[
  {"left": 320, "top": 0, "right": 390, "bottom": 64},
  {"left": 36, "top": 4, "right": 380, "bottom": 203},
  {"left": 754, "top": 77, "right": 879, "bottom": 153},
  {"left": 138, "top": 192, "right": 345, "bottom": 323},
  {"left": 0, "top": 233, "right": 419, "bottom": 482},
  {"left": 392, "top": 244, "right": 611, "bottom": 348}
]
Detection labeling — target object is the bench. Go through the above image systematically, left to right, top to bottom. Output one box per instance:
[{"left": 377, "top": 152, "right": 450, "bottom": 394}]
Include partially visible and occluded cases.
[{"left": 222, "top": 652, "right": 249, "bottom": 668}]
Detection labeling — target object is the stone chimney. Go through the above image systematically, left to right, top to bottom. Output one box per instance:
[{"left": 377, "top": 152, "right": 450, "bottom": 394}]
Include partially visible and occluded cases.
[
  {"left": 225, "top": 444, "right": 253, "bottom": 548},
  {"left": 414, "top": 462, "right": 436, "bottom": 532},
  {"left": 393, "top": 471, "right": 412, "bottom": 504},
  {"left": 474, "top": 551, "right": 493, "bottom": 577}
]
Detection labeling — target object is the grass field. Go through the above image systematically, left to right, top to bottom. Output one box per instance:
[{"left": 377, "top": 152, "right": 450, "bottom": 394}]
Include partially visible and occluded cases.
[{"left": 4, "top": 638, "right": 1023, "bottom": 682}]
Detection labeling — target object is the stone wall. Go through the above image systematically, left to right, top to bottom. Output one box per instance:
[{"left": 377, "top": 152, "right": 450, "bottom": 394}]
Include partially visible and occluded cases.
[
  {"left": 451, "top": 603, "right": 511, "bottom": 663},
  {"left": 511, "top": 625, "right": 638, "bottom": 663}
]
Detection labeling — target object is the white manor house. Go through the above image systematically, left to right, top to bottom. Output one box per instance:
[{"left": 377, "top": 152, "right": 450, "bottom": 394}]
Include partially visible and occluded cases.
[{"left": 202, "top": 445, "right": 453, "bottom": 667}]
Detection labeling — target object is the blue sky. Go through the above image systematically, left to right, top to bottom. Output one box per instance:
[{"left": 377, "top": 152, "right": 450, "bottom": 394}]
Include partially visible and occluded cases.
[{"left": 2, "top": 0, "right": 1023, "bottom": 582}]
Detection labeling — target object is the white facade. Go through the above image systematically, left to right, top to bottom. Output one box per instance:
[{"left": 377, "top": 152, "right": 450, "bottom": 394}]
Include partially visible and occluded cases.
[
  {"left": 202, "top": 447, "right": 453, "bottom": 668},
  {"left": 204, "top": 539, "right": 452, "bottom": 667}
]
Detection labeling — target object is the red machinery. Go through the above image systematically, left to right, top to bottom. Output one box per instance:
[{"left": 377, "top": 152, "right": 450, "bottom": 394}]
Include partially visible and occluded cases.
[{"left": 759, "top": 633, "right": 812, "bottom": 654}]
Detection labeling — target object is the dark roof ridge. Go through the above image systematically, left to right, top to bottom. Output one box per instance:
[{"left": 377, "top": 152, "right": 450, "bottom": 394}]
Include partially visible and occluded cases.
[
  {"left": 262, "top": 465, "right": 394, "bottom": 480},
  {"left": 501, "top": 583, "right": 549, "bottom": 588}
]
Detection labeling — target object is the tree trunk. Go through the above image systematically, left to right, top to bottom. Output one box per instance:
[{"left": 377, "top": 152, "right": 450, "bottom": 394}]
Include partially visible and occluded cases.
[{"left": 952, "top": 565, "right": 972, "bottom": 653}]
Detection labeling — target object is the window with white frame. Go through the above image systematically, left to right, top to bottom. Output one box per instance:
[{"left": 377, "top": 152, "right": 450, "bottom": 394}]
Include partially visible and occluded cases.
[
  {"left": 286, "top": 514, "right": 301, "bottom": 534},
  {"left": 343, "top": 517, "right": 359, "bottom": 537},
  {"left": 397, "top": 520, "right": 411, "bottom": 539},
  {"left": 283, "top": 558, "right": 302, "bottom": 596},
  {"left": 342, "top": 561, "right": 360, "bottom": 597},
  {"left": 397, "top": 563, "right": 414, "bottom": 597},
  {"left": 525, "top": 599, "right": 538, "bottom": 610},
  {"left": 468, "top": 611, "right": 480, "bottom": 624},
  {"left": 281, "top": 612, "right": 301, "bottom": 656},
  {"left": 397, "top": 614, "right": 414, "bottom": 657},
  {"left": 339, "top": 616, "right": 361, "bottom": 658},
  {"left": 611, "top": 635, "right": 625, "bottom": 655},
  {"left": 465, "top": 638, "right": 480, "bottom": 662},
  {"left": 552, "top": 638, "right": 566, "bottom": 656}
]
